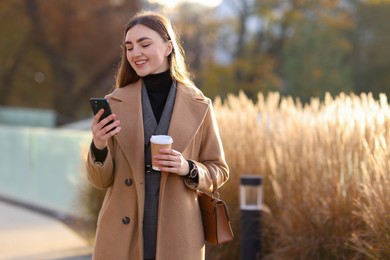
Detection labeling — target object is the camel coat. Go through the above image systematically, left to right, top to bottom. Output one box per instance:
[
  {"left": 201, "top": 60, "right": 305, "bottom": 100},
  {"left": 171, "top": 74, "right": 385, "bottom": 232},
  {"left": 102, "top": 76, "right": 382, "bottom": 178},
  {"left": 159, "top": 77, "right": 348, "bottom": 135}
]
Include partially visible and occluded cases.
[{"left": 86, "top": 80, "right": 229, "bottom": 260}]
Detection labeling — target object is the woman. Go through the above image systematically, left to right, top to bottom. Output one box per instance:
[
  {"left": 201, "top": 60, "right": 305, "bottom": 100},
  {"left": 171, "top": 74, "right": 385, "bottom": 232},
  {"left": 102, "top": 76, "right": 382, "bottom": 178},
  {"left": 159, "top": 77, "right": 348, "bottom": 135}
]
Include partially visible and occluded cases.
[{"left": 86, "top": 11, "right": 229, "bottom": 260}]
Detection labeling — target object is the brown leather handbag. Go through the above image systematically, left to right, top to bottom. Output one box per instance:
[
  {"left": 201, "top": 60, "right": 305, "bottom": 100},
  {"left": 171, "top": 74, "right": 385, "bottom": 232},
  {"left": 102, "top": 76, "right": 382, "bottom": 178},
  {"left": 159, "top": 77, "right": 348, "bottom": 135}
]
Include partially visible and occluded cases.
[{"left": 198, "top": 171, "right": 234, "bottom": 245}]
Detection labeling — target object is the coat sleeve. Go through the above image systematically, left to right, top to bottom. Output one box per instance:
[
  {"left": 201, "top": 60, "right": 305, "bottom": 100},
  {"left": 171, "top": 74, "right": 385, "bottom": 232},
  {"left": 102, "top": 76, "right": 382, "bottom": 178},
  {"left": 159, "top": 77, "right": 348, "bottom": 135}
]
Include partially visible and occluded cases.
[
  {"left": 184, "top": 99, "right": 229, "bottom": 192},
  {"left": 86, "top": 137, "right": 116, "bottom": 190}
]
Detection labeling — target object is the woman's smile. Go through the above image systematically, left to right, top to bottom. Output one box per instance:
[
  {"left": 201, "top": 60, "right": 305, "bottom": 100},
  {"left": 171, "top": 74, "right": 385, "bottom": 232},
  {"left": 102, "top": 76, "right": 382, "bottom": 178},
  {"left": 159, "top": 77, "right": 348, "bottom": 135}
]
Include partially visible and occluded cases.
[{"left": 134, "top": 59, "right": 148, "bottom": 67}]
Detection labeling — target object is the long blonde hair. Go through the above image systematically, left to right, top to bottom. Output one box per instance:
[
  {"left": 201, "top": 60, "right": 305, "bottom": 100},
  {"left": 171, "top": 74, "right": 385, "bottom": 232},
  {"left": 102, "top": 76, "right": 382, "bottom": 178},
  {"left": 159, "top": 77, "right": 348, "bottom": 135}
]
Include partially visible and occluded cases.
[{"left": 115, "top": 11, "right": 194, "bottom": 88}]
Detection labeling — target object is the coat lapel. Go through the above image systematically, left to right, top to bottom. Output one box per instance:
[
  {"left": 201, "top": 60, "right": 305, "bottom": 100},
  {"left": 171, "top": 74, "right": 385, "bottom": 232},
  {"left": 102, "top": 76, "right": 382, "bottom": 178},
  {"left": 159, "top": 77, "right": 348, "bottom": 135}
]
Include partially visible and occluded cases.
[
  {"left": 109, "top": 81, "right": 145, "bottom": 185},
  {"left": 141, "top": 83, "right": 157, "bottom": 148},
  {"left": 159, "top": 83, "right": 209, "bottom": 192},
  {"left": 168, "top": 83, "right": 209, "bottom": 152}
]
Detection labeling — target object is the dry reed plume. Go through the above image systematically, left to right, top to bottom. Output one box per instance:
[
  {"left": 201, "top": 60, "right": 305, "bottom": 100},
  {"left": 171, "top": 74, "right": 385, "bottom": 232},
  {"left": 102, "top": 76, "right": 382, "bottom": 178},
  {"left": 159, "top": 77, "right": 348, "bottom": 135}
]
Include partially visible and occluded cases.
[{"left": 212, "top": 92, "right": 390, "bottom": 259}]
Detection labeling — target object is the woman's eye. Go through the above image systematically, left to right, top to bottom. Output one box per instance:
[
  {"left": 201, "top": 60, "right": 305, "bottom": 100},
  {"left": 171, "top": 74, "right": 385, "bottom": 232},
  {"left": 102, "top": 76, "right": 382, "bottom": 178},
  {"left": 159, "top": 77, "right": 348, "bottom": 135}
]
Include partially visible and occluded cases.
[
  {"left": 142, "top": 44, "right": 150, "bottom": 48},
  {"left": 126, "top": 48, "right": 133, "bottom": 51}
]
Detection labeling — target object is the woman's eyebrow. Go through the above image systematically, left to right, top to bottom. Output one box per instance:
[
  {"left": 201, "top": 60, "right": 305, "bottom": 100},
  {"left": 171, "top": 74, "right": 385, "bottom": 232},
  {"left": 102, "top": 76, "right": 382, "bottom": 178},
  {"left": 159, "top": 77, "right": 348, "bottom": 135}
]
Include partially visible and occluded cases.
[{"left": 125, "top": 37, "right": 151, "bottom": 45}]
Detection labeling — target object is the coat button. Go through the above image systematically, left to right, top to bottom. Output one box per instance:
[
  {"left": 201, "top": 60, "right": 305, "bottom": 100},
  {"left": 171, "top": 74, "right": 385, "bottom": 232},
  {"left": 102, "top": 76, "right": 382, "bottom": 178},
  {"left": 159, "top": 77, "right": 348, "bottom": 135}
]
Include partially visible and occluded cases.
[
  {"left": 145, "top": 164, "right": 152, "bottom": 173},
  {"left": 125, "top": 178, "right": 133, "bottom": 186},
  {"left": 122, "top": 216, "right": 130, "bottom": 225}
]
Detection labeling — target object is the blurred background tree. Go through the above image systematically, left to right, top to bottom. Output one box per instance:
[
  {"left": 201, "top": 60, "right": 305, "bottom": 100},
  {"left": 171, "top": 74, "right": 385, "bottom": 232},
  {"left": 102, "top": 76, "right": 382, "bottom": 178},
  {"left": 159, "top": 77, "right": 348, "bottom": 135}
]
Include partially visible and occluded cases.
[
  {"left": 0, "top": 0, "right": 389, "bottom": 124},
  {"left": 0, "top": 0, "right": 140, "bottom": 125},
  {"left": 195, "top": 0, "right": 390, "bottom": 101},
  {"left": 198, "top": 0, "right": 282, "bottom": 100},
  {"left": 279, "top": 0, "right": 354, "bottom": 102},
  {"left": 353, "top": 2, "right": 390, "bottom": 98}
]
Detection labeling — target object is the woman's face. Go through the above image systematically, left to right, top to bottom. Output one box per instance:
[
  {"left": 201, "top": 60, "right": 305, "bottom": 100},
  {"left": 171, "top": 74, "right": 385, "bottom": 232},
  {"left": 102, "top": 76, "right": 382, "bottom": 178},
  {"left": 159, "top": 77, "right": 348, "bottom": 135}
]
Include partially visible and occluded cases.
[{"left": 125, "top": 24, "right": 172, "bottom": 77}]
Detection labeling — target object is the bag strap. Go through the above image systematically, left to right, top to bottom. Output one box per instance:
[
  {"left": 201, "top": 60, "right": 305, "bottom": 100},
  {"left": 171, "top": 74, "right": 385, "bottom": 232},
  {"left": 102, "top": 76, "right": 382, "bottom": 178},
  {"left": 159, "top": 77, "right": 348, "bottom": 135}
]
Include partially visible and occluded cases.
[{"left": 210, "top": 171, "right": 220, "bottom": 200}]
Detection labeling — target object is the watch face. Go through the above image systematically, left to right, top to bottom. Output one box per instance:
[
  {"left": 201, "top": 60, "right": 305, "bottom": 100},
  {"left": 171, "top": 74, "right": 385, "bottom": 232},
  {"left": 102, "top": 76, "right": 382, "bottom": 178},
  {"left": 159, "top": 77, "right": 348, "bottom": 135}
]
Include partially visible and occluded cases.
[{"left": 189, "top": 163, "right": 198, "bottom": 178}]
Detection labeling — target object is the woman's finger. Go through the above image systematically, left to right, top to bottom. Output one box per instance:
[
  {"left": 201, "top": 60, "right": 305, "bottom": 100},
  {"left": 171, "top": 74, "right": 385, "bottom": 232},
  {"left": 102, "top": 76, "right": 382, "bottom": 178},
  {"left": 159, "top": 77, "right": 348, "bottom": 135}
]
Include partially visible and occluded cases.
[
  {"left": 92, "top": 109, "right": 104, "bottom": 127},
  {"left": 153, "top": 149, "right": 189, "bottom": 175}
]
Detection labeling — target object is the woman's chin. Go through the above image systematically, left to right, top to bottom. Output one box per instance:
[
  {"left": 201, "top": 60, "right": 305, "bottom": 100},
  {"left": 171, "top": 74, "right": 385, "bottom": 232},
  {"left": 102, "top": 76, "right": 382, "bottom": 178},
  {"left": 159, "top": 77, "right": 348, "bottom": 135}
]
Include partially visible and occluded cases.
[{"left": 135, "top": 71, "right": 149, "bottom": 77}]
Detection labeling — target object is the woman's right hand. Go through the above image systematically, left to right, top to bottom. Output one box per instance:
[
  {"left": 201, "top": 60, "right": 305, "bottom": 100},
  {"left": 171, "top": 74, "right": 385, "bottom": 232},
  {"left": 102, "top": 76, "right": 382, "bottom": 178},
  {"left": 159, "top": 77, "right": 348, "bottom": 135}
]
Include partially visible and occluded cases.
[{"left": 91, "top": 109, "right": 121, "bottom": 150}]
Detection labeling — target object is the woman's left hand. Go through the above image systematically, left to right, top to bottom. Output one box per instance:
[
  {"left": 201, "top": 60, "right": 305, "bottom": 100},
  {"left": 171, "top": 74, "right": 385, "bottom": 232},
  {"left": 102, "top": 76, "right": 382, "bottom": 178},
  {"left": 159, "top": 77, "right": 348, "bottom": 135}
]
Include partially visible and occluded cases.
[{"left": 153, "top": 149, "right": 189, "bottom": 176}]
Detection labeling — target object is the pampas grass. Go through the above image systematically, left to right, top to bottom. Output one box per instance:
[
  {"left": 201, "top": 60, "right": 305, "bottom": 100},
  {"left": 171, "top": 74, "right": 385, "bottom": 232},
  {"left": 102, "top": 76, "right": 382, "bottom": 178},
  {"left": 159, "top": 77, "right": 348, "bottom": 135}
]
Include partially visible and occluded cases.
[{"left": 212, "top": 92, "right": 390, "bottom": 259}]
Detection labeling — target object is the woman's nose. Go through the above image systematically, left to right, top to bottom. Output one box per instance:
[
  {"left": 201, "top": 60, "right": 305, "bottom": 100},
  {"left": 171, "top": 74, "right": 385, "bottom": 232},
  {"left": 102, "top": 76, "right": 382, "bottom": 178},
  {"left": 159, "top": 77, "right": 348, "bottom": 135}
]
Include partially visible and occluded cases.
[{"left": 131, "top": 46, "right": 142, "bottom": 57}]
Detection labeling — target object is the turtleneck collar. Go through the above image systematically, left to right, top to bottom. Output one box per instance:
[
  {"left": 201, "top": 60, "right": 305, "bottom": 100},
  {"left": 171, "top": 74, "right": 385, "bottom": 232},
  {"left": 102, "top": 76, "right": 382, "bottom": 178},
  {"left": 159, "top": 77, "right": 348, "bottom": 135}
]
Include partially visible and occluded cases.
[{"left": 143, "top": 70, "right": 172, "bottom": 93}]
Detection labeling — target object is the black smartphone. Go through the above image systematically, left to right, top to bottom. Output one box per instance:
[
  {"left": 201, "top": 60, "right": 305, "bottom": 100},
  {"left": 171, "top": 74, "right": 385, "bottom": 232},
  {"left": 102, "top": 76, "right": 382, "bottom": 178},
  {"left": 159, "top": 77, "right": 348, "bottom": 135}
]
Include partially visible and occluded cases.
[{"left": 89, "top": 98, "right": 115, "bottom": 129}]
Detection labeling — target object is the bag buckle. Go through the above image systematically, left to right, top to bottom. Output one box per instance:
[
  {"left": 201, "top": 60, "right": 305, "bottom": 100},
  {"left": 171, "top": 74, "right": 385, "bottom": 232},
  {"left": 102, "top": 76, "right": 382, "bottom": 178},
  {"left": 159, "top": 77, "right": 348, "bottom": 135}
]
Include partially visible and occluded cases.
[{"left": 212, "top": 191, "right": 220, "bottom": 200}]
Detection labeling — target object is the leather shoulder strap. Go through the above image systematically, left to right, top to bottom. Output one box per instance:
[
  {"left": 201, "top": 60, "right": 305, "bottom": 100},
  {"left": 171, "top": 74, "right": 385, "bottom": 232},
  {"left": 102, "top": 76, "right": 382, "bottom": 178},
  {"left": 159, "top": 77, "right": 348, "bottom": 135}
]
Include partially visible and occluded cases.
[{"left": 210, "top": 171, "right": 220, "bottom": 199}]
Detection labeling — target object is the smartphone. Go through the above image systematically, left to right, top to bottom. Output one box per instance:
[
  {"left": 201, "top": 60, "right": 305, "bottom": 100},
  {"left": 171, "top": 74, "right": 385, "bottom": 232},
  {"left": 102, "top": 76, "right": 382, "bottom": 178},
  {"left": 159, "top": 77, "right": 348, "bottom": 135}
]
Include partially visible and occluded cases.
[{"left": 89, "top": 98, "right": 115, "bottom": 129}]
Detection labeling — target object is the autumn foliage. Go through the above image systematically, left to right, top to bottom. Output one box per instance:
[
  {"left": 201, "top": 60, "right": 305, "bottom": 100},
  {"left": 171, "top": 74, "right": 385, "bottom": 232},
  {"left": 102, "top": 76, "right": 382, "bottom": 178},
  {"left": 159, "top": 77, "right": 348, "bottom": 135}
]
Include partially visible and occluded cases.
[{"left": 0, "top": 0, "right": 139, "bottom": 124}]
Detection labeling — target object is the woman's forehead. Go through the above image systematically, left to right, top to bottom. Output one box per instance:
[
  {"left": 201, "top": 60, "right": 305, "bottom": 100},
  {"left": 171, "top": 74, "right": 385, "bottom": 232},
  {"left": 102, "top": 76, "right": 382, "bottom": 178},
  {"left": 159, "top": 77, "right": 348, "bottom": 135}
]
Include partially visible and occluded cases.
[{"left": 125, "top": 24, "right": 162, "bottom": 43}]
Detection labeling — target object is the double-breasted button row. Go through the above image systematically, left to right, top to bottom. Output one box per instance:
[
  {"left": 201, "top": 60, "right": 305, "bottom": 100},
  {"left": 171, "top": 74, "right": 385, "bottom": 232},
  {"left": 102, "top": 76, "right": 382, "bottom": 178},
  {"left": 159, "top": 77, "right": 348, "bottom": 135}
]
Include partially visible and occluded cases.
[
  {"left": 123, "top": 178, "right": 132, "bottom": 225},
  {"left": 125, "top": 178, "right": 133, "bottom": 186},
  {"left": 122, "top": 216, "right": 130, "bottom": 225}
]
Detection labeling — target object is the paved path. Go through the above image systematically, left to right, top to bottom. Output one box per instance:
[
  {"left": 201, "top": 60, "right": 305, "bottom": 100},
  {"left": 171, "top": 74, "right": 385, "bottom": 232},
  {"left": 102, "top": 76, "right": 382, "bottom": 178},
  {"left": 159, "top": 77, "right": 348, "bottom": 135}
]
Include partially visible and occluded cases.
[{"left": 0, "top": 201, "right": 92, "bottom": 260}]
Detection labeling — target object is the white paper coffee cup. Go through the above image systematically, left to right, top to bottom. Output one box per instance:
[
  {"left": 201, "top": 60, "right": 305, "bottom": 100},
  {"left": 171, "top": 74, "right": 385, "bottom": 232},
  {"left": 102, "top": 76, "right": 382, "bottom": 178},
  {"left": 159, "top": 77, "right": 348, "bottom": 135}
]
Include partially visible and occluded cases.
[{"left": 150, "top": 135, "right": 173, "bottom": 171}]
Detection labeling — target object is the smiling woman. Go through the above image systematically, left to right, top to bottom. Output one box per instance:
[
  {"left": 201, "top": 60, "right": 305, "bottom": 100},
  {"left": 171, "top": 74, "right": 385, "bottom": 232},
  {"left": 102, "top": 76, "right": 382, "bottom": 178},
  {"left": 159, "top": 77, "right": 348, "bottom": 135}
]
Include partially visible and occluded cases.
[
  {"left": 150, "top": 0, "right": 222, "bottom": 8},
  {"left": 85, "top": 10, "right": 229, "bottom": 260}
]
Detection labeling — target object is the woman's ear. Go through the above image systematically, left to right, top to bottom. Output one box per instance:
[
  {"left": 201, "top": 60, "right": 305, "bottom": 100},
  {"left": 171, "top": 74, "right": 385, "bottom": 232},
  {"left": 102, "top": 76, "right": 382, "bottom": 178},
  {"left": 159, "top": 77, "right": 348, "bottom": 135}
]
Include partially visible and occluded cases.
[{"left": 165, "top": 41, "right": 173, "bottom": 56}]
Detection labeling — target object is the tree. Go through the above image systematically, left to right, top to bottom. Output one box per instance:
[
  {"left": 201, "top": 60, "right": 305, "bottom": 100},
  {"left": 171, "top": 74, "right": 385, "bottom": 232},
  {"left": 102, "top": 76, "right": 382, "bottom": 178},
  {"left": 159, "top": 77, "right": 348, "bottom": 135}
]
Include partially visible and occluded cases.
[
  {"left": 0, "top": 0, "right": 140, "bottom": 125},
  {"left": 197, "top": 0, "right": 281, "bottom": 100},
  {"left": 205, "top": 0, "right": 357, "bottom": 101},
  {"left": 353, "top": 2, "right": 390, "bottom": 98},
  {"left": 172, "top": 3, "right": 221, "bottom": 75},
  {"left": 281, "top": 19, "right": 353, "bottom": 101}
]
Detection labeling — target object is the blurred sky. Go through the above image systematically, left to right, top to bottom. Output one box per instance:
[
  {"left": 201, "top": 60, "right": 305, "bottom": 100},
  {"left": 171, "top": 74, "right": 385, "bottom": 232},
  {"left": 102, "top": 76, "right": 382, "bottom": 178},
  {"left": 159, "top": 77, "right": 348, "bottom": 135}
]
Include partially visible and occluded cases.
[{"left": 149, "top": 0, "right": 222, "bottom": 8}]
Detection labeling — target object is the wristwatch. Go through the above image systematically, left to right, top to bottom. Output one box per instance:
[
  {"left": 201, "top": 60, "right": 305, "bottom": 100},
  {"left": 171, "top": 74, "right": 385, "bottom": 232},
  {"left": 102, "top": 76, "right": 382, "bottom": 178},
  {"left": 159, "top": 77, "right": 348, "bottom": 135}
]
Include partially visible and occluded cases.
[{"left": 187, "top": 160, "right": 198, "bottom": 179}]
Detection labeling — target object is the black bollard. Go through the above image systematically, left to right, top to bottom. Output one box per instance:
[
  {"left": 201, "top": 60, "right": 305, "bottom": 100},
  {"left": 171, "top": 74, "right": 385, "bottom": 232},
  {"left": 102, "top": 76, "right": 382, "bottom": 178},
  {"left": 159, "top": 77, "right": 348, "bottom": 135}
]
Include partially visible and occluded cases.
[{"left": 240, "top": 176, "right": 263, "bottom": 260}]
